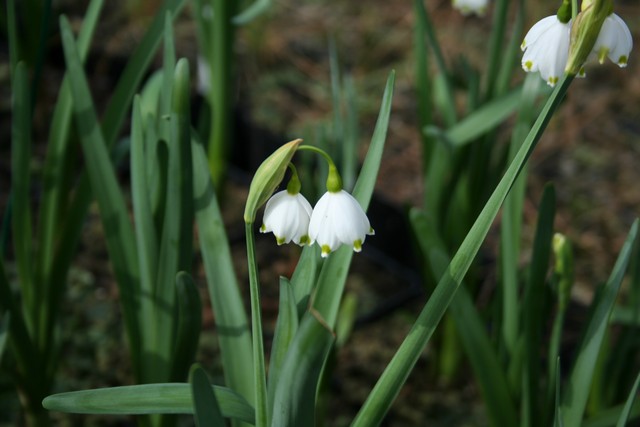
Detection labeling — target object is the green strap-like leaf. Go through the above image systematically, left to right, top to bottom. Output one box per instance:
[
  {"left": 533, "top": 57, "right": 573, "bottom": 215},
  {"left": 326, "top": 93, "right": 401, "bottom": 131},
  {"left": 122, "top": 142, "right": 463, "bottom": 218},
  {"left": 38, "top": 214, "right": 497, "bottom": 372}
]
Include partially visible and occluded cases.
[
  {"left": 233, "top": 0, "right": 271, "bottom": 25},
  {"left": 60, "top": 15, "right": 142, "bottom": 373},
  {"left": 350, "top": 75, "right": 575, "bottom": 427},
  {"left": 192, "top": 137, "right": 254, "bottom": 407},
  {"left": 561, "top": 220, "right": 639, "bottom": 427},
  {"left": 173, "top": 273, "right": 203, "bottom": 381},
  {"left": 190, "top": 365, "right": 225, "bottom": 427},
  {"left": 615, "top": 371, "right": 640, "bottom": 427},
  {"left": 42, "top": 383, "right": 254, "bottom": 424}
]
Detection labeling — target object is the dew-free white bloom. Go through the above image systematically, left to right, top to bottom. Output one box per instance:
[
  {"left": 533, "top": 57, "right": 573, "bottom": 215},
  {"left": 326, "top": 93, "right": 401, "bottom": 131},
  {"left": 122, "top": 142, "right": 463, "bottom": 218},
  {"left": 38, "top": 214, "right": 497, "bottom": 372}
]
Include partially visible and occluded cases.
[
  {"left": 452, "top": 0, "right": 488, "bottom": 16},
  {"left": 592, "top": 13, "right": 632, "bottom": 67},
  {"left": 521, "top": 15, "right": 571, "bottom": 86},
  {"left": 260, "top": 190, "right": 312, "bottom": 246},
  {"left": 308, "top": 190, "right": 374, "bottom": 258}
]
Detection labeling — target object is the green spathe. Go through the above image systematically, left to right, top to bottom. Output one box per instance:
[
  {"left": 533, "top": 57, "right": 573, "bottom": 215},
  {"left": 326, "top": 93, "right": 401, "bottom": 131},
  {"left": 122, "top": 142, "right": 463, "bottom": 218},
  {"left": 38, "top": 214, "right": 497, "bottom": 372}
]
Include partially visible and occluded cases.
[
  {"left": 565, "top": 0, "right": 613, "bottom": 74},
  {"left": 244, "top": 139, "right": 302, "bottom": 223}
]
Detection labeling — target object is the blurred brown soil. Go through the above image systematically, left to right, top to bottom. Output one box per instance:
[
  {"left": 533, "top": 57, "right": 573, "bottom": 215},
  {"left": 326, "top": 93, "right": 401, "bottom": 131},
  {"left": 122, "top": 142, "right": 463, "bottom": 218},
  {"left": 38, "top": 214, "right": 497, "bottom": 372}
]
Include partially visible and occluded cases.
[{"left": 1, "top": 0, "right": 639, "bottom": 426}]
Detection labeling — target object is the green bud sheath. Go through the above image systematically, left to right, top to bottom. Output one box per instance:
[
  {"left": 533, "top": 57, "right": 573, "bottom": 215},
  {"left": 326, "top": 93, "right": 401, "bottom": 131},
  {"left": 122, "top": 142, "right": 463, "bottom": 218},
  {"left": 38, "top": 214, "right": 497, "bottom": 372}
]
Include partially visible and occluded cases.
[
  {"left": 565, "top": 0, "right": 613, "bottom": 74},
  {"left": 244, "top": 138, "right": 302, "bottom": 223},
  {"left": 552, "top": 233, "right": 575, "bottom": 312}
]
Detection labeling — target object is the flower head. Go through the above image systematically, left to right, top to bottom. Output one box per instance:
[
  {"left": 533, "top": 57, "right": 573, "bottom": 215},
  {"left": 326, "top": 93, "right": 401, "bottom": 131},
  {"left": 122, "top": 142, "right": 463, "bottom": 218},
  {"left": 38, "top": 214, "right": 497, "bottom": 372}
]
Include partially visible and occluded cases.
[
  {"left": 452, "top": 0, "right": 488, "bottom": 16},
  {"left": 592, "top": 13, "right": 632, "bottom": 67},
  {"left": 521, "top": 15, "right": 572, "bottom": 86},
  {"left": 260, "top": 190, "right": 312, "bottom": 246},
  {"left": 308, "top": 190, "right": 374, "bottom": 258}
]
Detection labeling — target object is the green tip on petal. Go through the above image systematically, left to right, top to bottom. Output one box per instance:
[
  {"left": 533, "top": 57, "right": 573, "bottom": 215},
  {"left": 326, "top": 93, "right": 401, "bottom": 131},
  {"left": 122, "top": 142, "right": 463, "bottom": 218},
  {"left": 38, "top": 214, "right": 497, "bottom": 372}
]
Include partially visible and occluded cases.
[
  {"left": 597, "top": 47, "right": 609, "bottom": 64},
  {"left": 618, "top": 55, "right": 628, "bottom": 66},
  {"left": 524, "top": 60, "right": 533, "bottom": 71},
  {"left": 548, "top": 76, "right": 559, "bottom": 86},
  {"left": 260, "top": 224, "right": 267, "bottom": 232},
  {"left": 369, "top": 227, "right": 375, "bottom": 235},
  {"left": 299, "top": 235, "right": 310, "bottom": 245},
  {"left": 276, "top": 236, "right": 286, "bottom": 245},
  {"left": 353, "top": 240, "right": 363, "bottom": 252},
  {"left": 321, "top": 245, "right": 332, "bottom": 257}
]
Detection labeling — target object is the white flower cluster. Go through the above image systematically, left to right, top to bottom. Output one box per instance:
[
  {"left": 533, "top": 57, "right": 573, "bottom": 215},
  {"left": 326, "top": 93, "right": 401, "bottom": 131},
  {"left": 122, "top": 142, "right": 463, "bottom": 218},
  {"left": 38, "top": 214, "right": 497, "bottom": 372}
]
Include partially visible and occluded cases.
[
  {"left": 521, "top": 13, "right": 632, "bottom": 86},
  {"left": 260, "top": 189, "right": 374, "bottom": 258}
]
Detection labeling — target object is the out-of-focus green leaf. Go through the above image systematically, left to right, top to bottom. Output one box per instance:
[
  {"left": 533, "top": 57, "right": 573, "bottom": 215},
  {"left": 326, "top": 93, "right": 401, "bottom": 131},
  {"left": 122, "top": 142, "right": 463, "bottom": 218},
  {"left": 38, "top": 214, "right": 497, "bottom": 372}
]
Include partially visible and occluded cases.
[
  {"left": 233, "top": 0, "right": 271, "bottom": 25},
  {"left": 60, "top": 15, "right": 142, "bottom": 372},
  {"left": 351, "top": 76, "right": 575, "bottom": 427},
  {"left": 192, "top": 137, "right": 254, "bottom": 406},
  {"left": 560, "top": 220, "right": 638, "bottom": 427},
  {"left": 0, "top": 312, "right": 9, "bottom": 364},
  {"left": 190, "top": 365, "right": 225, "bottom": 427},
  {"left": 615, "top": 371, "right": 640, "bottom": 427},
  {"left": 43, "top": 384, "right": 254, "bottom": 423},
  {"left": 582, "top": 402, "right": 640, "bottom": 427}
]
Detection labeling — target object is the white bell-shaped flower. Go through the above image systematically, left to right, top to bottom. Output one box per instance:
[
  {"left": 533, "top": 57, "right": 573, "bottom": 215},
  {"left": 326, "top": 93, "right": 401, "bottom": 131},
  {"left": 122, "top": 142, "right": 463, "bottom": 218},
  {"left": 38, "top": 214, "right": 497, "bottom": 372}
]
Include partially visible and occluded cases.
[
  {"left": 452, "top": 0, "right": 488, "bottom": 16},
  {"left": 592, "top": 13, "right": 632, "bottom": 67},
  {"left": 521, "top": 15, "right": 571, "bottom": 86},
  {"left": 260, "top": 190, "right": 312, "bottom": 246},
  {"left": 308, "top": 190, "right": 374, "bottom": 258}
]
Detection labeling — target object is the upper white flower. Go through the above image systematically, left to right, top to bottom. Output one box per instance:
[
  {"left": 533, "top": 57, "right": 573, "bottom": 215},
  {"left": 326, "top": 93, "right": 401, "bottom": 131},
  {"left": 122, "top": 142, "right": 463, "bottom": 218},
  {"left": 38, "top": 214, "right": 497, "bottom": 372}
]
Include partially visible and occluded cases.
[
  {"left": 452, "top": 0, "right": 488, "bottom": 16},
  {"left": 592, "top": 13, "right": 632, "bottom": 67},
  {"left": 521, "top": 15, "right": 571, "bottom": 87},
  {"left": 260, "top": 190, "right": 312, "bottom": 246},
  {"left": 308, "top": 190, "right": 374, "bottom": 258}
]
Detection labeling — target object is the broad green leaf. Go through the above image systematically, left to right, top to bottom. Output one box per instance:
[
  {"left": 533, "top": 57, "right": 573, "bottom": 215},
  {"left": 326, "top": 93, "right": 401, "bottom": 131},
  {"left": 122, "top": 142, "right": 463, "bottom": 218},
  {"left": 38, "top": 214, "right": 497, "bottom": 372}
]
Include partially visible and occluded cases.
[
  {"left": 60, "top": 15, "right": 142, "bottom": 372},
  {"left": 311, "top": 70, "right": 395, "bottom": 327},
  {"left": 351, "top": 76, "right": 575, "bottom": 427},
  {"left": 192, "top": 138, "right": 254, "bottom": 406},
  {"left": 561, "top": 220, "right": 638, "bottom": 427},
  {"left": 173, "top": 273, "right": 203, "bottom": 382},
  {"left": 268, "top": 277, "right": 299, "bottom": 422},
  {"left": 270, "top": 314, "right": 334, "bottom": 426},
  {"left": 190, "top": 365, "right": 225, "bottom": 427},
  {"left": 615, "top": 371, "right": 640, "bottom": 427},
  {"left": 42, "top": 384, "right": 254, "bottom": 424}
]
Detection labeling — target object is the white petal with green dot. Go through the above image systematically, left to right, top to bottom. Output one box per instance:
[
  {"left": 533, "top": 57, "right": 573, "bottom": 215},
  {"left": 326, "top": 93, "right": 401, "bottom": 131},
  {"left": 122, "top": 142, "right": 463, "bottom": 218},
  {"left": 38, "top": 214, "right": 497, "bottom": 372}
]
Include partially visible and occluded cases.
[
  {"left": 592, "top": 13, "right": 632, "bottom": 67},
  {"left": 521, "top": 15, "right": 571, "bottom": 87},
  {"left": 260, "top": 190, "right": 312, "bottom": 246},
  {"left": 309, "top": 190, "right": 374, "bottom": 258}
]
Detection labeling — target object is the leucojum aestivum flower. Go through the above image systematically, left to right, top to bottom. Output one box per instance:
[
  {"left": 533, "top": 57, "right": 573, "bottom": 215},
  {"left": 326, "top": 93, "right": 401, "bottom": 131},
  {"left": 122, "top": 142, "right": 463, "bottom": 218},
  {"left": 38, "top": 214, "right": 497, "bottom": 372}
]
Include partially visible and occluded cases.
[
  {"left": 521, "top": 0, "right": 632, "bottom": 86},
  {"left": 247, "top": 140, "right": 374, "bottom": 258}
]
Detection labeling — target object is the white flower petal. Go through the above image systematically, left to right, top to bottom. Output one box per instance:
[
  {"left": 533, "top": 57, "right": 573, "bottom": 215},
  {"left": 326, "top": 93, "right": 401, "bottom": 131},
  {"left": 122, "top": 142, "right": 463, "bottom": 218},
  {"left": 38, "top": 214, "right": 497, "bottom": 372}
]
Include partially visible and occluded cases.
[
  {"left": 452, "top": 0, "right": 488, "bottom": 16},
  {"left": 593, "top": 13, "right": 632, "bottom": 67},
  {"left": 521, "top": 16, "right": 571, "bottom": 86},
  {"left": 308, "top": 190, "right": 373, "bottom": 257},
  {"left": 261, "top": 191, "right": 312, "bottom": 246}
]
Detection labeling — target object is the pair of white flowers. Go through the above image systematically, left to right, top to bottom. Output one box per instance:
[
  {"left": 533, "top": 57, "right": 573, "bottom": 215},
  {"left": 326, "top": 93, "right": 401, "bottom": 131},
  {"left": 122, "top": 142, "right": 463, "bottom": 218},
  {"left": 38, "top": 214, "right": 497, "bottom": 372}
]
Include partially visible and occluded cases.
[
  {"left": 521, "top": 12, "right": 632, "bottom": 86},
  {"left": 260, "top": 189, "right": 374, "bottom": 258}
]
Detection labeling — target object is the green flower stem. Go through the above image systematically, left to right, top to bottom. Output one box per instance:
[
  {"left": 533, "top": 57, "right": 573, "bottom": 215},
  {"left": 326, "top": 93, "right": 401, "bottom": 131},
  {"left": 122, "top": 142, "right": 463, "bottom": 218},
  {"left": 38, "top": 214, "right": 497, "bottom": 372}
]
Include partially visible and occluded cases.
[
  {"left": 351, "top": 74, "right": 575, "bottom": 427},
  {"left": 297, "top": 145, "right": 343, "bottom": 192},
  {"left": 245, "top": 222, "right": 268, "bottom": 427}
]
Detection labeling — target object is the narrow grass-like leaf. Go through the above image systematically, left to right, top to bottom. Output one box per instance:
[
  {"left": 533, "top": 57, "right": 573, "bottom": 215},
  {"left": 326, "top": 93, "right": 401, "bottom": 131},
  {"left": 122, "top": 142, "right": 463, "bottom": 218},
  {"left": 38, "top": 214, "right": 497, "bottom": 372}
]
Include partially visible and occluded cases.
[
  {"left": 7, "top": 0, "right": 18, "bottom": 76},
  {"left": 38, "top": 0, "right": 103, "bottom": 358},
  {"left": 101, "top": 0, "right": 186, "bottom": 146},
  {"left": 233, "top": 0, "right": 271, "bottom": 25},
  {"left": 483, "top": 0, "right": 509, "bottom": 98},
  {"left": 494, "top": 0, "right": 525, "bottom": 96},
  {"left": 160, "top": 12, "right": 175, "bottom": 142},
  {"left": 60, "top": 15, "right": 141, "bottom": 373},
  {"left": 10, "top": 62, "right": 33, "bottom": 315},
  {"left": 311, "top": 70, "right": 395, "bottom": 327},
  {"left": 342, "top": 75, "right": 358, "bottom": 192},
  {"left": 350, "top": 76, "right": 575, "bottom": 427},
  {"left": 428, "top": 86, "right": 543, "bottom": 148},
  {"left": 192, "top": 137, "right": 254, "bottom": 406},
  {"left": 521, "top": 184, "right": 555, "bottom": 427},
  {"left": 411, "top": 209, "right": 518, "bottom": 427},
  {"left": 560, "top": 220, "right": 638, "bottom": 427},
  {"left": 291, "top": 245, "right": 319, "bottom": 314},
  {"left": 173, "top": 273, "right": 202, "bottom": 382},
  {"left": 267, "top": 277, "right": 299, "bottom": 422},
  {"left": 271, "top": 314, "right": 335, "bottom": 426},
  {"left": 555, "top": 358, "right": 564, "bottom": 427},
  {"left": 190, "top": 365, "right": 225, "bottom": 427},
  {"left": 615, "top": 371, "right": 640, "bottom": 427},
  {"left": 43, "top": 384, "right": 254, "bottom": 423},
  {"left": 583, "top": 404, "right": 640, "bottom": 427}
]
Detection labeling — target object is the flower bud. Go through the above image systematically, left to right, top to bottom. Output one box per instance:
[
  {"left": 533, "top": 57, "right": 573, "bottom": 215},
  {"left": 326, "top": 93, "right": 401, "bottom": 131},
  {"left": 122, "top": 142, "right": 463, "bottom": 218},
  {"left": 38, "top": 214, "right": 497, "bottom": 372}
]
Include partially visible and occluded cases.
[
  {"left": 565, "top": 0, "right": 612, "bottom": 75},
  {"left": 244, "top": 139, "right": 302, "bottom": 223},
  {"left": 552, "top": 233, "right": 574, "bottom": 311}
]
